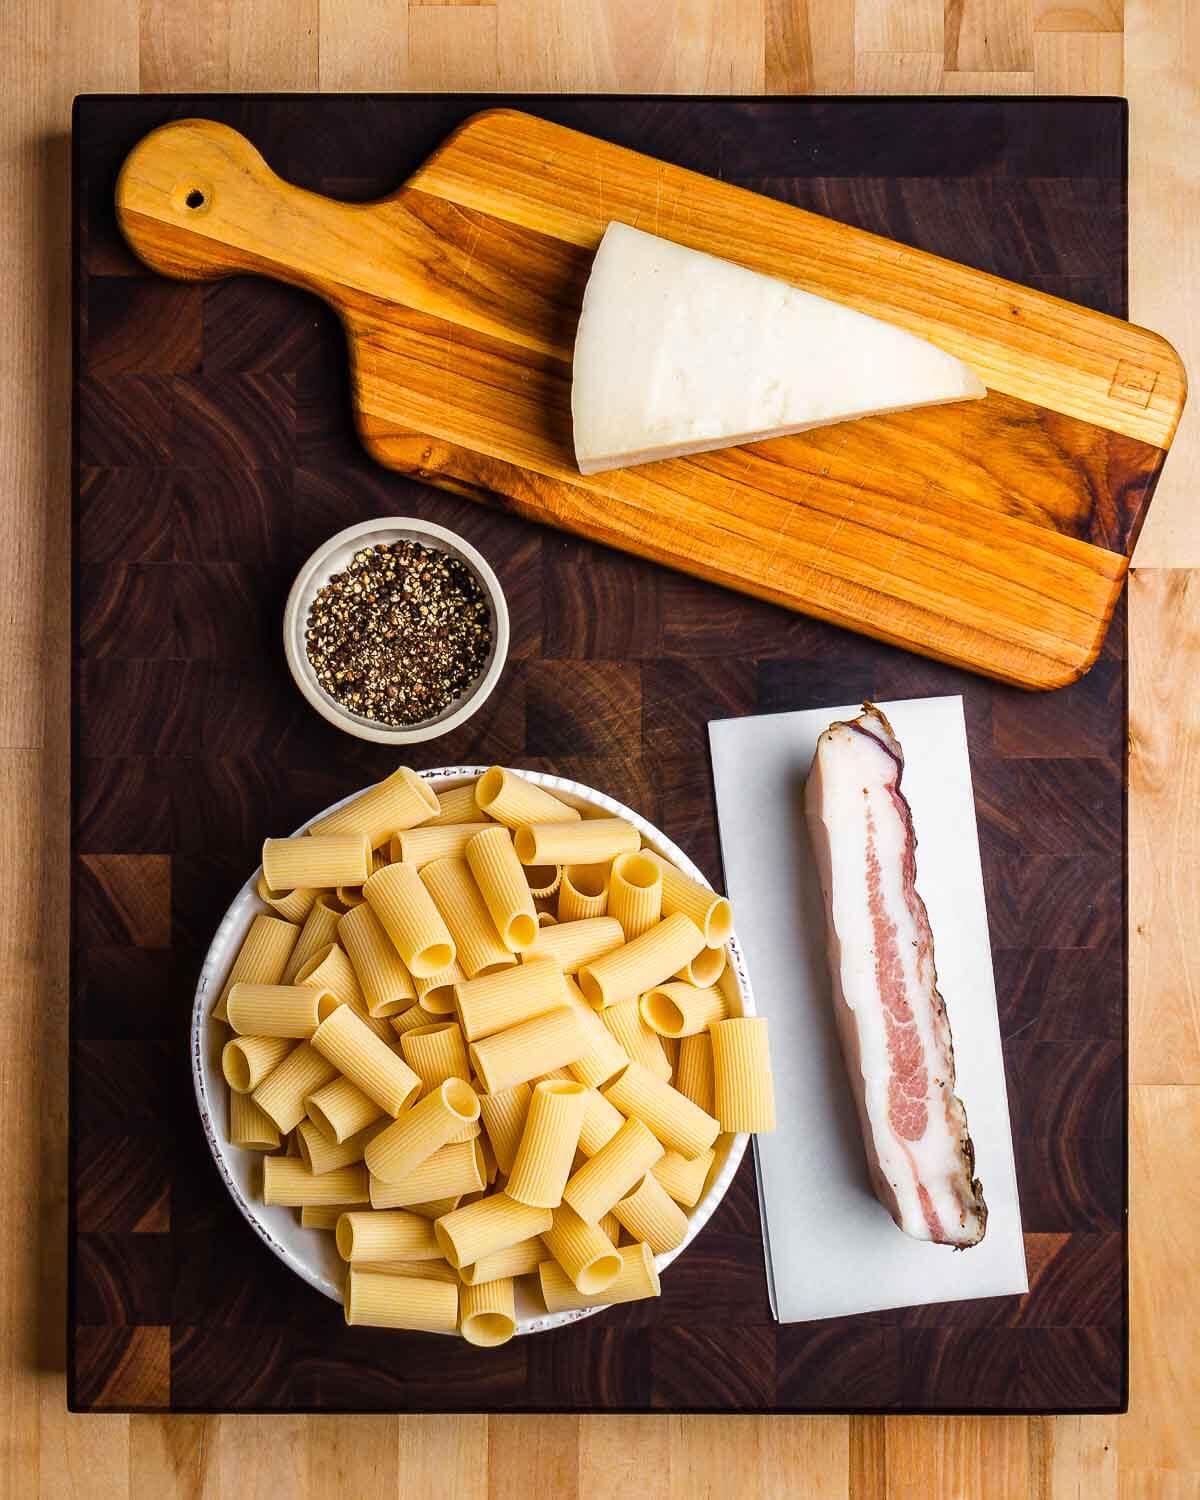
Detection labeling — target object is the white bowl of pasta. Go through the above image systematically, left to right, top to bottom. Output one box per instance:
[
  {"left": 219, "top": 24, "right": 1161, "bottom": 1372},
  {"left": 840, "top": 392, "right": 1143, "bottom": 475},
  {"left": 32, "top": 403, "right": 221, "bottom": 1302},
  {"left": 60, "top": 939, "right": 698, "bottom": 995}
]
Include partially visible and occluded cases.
[{"left": 192, "top": 766, "right": 767, "bottom": 1342}]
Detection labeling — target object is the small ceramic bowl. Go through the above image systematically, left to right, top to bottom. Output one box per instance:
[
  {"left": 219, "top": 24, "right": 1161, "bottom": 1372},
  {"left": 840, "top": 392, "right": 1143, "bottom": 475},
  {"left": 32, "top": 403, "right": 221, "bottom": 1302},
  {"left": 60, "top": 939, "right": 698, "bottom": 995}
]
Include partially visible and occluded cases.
[{"left": 283, "top": 518, "right": 510, "bottom": 745}]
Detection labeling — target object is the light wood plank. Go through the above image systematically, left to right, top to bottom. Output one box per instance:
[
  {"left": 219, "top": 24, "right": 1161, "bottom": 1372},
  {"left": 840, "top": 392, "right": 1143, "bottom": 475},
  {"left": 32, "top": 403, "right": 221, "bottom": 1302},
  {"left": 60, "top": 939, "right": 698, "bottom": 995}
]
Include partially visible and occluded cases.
[
  {"left": 139, "top": 0, "right": 232, "bottom": 90},
  {"left": 230, "top": 0, "right": 319, "bottom": 87},
  {"left": 319, "top": 0, "right": 410, "bottom": 89},
  {"left": 495, "top": 0, "right": 601, "bottom": 89},
  {"left": 590, "top": 0, "right": 766, "bottom": 91},
  {"left": 766, "top": 0, "right": 855, "bottom": 90},
  {"left": 855, "top": 0, "right": 942, "bottom": 54},
  {"left": 945, "top": 0, "right": 1035, "bottom": 70},
  {"left": 1033, "top": 0, "right": 1123, "bottom": 31},
  {"left": 1126, "top": 0, "right": 1200, "bottom": 565},
  {"left": 410, "top": 4, "right": 499, "bottom": 88},
  {"left": 1033, "top": 29, "right": 1123, "bottom": 88},
  {"left": 854, "top": 50, "right": 943, "bottom": 90},
  {"left": 940, "top": 68, "right": 1035, "bottom": 88},
  {"left": 1129, "top": 570, "right": 1200, "bottom": 1085},
  {"left": 1122, "top": 1086, "right": 1200, "bottom": 1492},
  {"left": 1041, "top": 1414, "right": 1119, "bottom": 1499},
  {"left": 128, "top": 1415, "right": 211, "bottom": 1497},
  {"left": 488, "top": 1415, "right": 579, "bottom": 1500},
  {"left": 306, "top": 1416, "right": 398, "bottom": 1499},
  {"left": 400, "top": 1416, "right": 489, "bottom": 1500},
  {"left": 578, "top": 1416, "right": 671, "bottom": 1500},
  {"left": 670, "top": 1417, "right": 849, "bottom": 1500},
  {"left": 884, "top": 1418, "right": 1031, "bottom": 1500}
]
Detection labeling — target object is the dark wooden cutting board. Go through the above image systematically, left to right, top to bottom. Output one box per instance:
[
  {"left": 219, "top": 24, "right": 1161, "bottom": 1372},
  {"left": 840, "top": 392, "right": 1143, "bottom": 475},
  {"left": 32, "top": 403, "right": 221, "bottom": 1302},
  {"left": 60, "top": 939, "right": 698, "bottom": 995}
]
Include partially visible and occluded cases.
[{"left": 71, "top": 94, "right": 1126, "bottom": 1414}]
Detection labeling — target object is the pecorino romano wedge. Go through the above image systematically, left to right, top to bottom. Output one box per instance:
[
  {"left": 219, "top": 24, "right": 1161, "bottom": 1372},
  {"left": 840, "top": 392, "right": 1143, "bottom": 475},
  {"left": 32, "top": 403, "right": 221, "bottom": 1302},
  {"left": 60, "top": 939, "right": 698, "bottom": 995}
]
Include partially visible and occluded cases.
[{"left": 804, "top": 704, "right": 987, "bottom": 1248}]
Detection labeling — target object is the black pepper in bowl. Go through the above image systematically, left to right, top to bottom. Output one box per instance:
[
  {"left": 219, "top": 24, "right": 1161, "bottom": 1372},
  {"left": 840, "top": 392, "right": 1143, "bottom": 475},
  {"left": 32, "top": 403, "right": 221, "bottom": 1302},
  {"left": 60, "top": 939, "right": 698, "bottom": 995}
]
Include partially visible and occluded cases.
[{"left": 305, "top": 541, "right": 493, "bottom": 728}]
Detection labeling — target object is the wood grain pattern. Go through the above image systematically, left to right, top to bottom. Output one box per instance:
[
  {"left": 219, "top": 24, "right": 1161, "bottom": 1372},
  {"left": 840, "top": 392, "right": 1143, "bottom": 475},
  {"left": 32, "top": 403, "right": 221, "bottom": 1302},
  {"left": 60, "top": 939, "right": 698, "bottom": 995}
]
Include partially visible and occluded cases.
[
  {"left": 71, "top": 93, "right": 1129, "bottom": 1418},
  {"left": 110, "top": 105, "right": 1184, "bottom": 691}
]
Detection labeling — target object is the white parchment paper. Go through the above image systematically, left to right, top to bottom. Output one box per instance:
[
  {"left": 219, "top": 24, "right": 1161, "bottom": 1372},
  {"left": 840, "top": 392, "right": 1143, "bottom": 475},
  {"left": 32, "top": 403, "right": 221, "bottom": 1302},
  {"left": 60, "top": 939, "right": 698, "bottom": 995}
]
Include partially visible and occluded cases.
[{"left": 708, "top": 696, "right": 1027, "bottom": 1323}]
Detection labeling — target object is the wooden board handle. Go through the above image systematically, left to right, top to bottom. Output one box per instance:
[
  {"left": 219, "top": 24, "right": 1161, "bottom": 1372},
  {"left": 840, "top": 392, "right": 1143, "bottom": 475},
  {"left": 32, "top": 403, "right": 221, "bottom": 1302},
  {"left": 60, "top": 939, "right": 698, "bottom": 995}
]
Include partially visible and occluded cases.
[{"left": 115, "top": 118, "right": 395, "bottom": 302}]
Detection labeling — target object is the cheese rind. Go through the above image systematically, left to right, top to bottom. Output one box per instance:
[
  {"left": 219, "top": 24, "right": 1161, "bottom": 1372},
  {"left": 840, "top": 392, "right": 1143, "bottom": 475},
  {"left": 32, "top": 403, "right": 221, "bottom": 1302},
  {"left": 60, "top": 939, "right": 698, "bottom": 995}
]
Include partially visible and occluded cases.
[{"left": 570, "top": 222, "right": 987, "bottom": 475}]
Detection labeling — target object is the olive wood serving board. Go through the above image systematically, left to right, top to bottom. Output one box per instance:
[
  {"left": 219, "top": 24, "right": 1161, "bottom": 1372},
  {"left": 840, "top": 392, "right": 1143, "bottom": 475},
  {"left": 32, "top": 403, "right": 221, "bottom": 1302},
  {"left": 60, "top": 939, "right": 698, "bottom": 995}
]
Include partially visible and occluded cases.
[
  {"left": 73, "top": 94, "right": 1128, "bottom": 1415},
  {"left": 113, "top": 106, "right": 1184, "bottom": 691}
]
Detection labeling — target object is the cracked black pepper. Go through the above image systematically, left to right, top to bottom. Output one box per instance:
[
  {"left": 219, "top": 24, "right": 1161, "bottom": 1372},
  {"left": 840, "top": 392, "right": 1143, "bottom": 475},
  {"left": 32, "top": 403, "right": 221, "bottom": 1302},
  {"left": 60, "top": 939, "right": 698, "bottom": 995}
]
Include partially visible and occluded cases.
[{"left": 306, "top": 541, "right": 492, "bottom": 728}]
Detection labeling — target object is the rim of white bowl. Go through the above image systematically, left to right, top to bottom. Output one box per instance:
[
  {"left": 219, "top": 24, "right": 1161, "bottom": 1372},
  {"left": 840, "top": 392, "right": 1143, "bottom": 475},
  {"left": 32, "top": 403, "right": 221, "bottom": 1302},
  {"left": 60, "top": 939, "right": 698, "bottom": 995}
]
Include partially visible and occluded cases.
[
  {"left": 283, "top": 518, "right": 510, "bottom": 745},
  {"left": 192, "top": 767, "right": 754, "bottom": 1339}
]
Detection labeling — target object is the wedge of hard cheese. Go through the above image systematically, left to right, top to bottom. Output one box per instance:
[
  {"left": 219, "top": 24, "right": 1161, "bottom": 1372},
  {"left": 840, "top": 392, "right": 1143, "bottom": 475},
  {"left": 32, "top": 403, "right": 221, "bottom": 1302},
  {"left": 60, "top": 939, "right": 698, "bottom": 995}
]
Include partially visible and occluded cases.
[{"left": 571, "top": 223, "right": 987, "bottom": 475}]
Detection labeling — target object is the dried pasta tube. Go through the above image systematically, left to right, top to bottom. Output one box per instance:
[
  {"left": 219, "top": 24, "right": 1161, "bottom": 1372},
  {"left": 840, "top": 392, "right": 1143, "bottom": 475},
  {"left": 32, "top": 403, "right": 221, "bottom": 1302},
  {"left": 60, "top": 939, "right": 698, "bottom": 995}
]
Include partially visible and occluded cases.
[
  {"left": 309, "top": 765, "right": 439, "bottom": 846},
  {"left": 475, "top": 766, "right": 581, "bottom": 828},
  {"left": 425, "top": 782, "right": 488, "bottom": 827},
  {"left": 514, "top": 819, "right": 639, "bottom": 867},
  {"left": 391, "top": 822, "right": 493, "bottom": 868},
  {"left": 466, "top": 825, "right": 539, "bottom": 952},
  {"left": 262, "top": 834, "right": 372, "bottom": 892},
  {"left": 641, "top": 851, "right": 733, "bottom": 948},
  {"left": 607, "top": 852, "right": 662, "bottom": 941},
  {"left": 420, "top": 856, "right": 515, "bottom": 979},
  {"left": 364, "top": 863, "right": 456, "bottom": 978},
  {"left": 557, "top": 864, "right": 609, "bottom": 923},
  {"left": 524, "top": 865, "right": 562, "bottom": 900},
  {"left": 256, "top": 876, "right": 317, "bottom": 926},
  {"left": 281, "top": 899, "right": 342, "bottom": 985},
  {"left": 338, "top": 903, "right": 416, "bottom": 1017},
  {"left": 214, "top": 913, "right": 301, "bottom": 1022},
  {"left": 578, "top": 913, "right": 705, "bottom": 1010},
  {"left": 523, "top": 916, "right": 624, "bottom": 975},
  {"left": 295, "top": 943, "right": 364, "bottom": 1009},
  {"left": 676, "top": 944, "right": 727, "bottom": 988},
  {"left": 454, "top": 956, "right": 567, "bottom": 1042},
  {"left": 413, "top": 959, "right": 464, "bottom": 1016},
  {"left": 562, "top": 981, "right": 630, "bottom": 1090},
  {"left": 226, "top": 982, "right": 325, "bottom": 1039},
  {"left": 640, "top": 982, "right": 728, "bottom": 1039},
  {"left": 601, "top": 997, "right": 672, "bottom": 1081},
  {"left": 310, "top": 1004, "right": 422, "bottom": 1118},
  {"left": 389, "top": 1004, "right": 435, "bottom": 1037},
  {"left": 467, "top": 1006, "right": 587, "bottom": 1095},
  {"left": 709, "top": 1017, "right": 776, "bottom": 1132},
  {"left": 400, "top": 1021, "right": 470, "bottom": 1090},
  {"left": 674, "top": 1034, "right": 715, "bottom": 1115},
  {"left": 222, "top": 1035, "right": 293, "bottom": 1094},
  {"left": 253, "top": 1041, "right": 339, "bottom": 1134},
  {"left": 603, "top": 1062, "right": 721, "bottom": 1159},
  {"left": 306, "top": 1074, "right": 384, "bottom": 1144},
  {"left": 363, "top": 1078, "right": 480, "bottom": 1184},
  {"left": 506, "top": 1080, "right": 589, "bottom": 1208},
  {"left": 477, "top": 1082, "right": 531, "bottom": 1176},
  {"left": 577, "top": 1088, "right": 626, "bottom": 1157},
  {"left": 229, "top": 1089, "right": 280, "bottom": 1150},
  {"left": 563, "top": 1116, "right": 664, "bottom": 1224},
  {"left": 297, "top": 1118, "right": 384, "bottom": 1176},
  {"left": 367, "top": 1138, "right": 485, "bottom": 1208},
  {"left": 653, "top": 1148, "right": 716, "bottom": 1208},
  {"left": 262, "top": 1157, "right": 368, "bottom": 1207},
  {"left": 613, "top": 1171, "right": 689, "bottom": 1253},
  {"left": 434, "top": 1194, "right": 553, "bottom": 1269},
  {"left": 402, "top": 1197, "right": 461, "bottom": 1221},
  {"left": 301, "top": 1203, "right": 367, "bottom": 1230},
  {"left": 541, "top": 1203, "right": 622, "bottom": 1294},
  {"left": 335, "top": 1208, "right": 442, "bottom": 1263},
  {"left": 599, "top": 1210, "right": 622, "bottom": 1246},
  {"left": 458, "top": 1236, "right": 545, "bottom": 1286},
  {"left": 537, "top": 1241, "right": 660, "bottom": 1314},
  {"left": 356, "top": 1259, "right": 459, "bottom": 1283},
  {"left": 343, "top": 1266, "right": 458, "bottom": 1332},
  {"left": 459, "top": 1277, "right": 517, "bottom": 1347}
]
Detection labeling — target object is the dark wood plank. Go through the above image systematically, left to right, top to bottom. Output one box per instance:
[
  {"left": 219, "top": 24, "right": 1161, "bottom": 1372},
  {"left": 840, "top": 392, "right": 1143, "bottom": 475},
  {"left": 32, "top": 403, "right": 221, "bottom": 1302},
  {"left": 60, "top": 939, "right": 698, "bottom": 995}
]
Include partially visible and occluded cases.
[{"left": 70, "top": 93, "right": 1129, "bottom": 1415}]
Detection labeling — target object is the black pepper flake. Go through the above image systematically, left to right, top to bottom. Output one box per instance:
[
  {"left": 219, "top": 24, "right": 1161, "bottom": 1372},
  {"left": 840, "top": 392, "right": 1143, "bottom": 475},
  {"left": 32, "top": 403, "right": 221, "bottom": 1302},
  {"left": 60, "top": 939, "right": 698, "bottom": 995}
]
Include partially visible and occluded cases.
[{"left": 305, "top": 541, "right": 492, "bottom": 728}]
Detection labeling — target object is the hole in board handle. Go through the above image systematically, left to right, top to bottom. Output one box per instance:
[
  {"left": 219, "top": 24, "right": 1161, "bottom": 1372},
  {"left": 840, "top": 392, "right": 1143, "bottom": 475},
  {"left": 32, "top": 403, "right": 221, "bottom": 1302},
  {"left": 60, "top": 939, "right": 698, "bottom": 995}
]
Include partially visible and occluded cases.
[{"left": 185, "top": 189, "right": 205, "bottom": 209}]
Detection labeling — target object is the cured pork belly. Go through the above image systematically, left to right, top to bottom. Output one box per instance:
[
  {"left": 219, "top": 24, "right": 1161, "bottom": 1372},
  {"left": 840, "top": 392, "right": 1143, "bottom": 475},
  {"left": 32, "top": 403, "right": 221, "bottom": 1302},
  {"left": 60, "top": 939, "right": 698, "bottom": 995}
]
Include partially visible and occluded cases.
[{"left": 804, "top": 705, "right": 987, "bottom": 1247}]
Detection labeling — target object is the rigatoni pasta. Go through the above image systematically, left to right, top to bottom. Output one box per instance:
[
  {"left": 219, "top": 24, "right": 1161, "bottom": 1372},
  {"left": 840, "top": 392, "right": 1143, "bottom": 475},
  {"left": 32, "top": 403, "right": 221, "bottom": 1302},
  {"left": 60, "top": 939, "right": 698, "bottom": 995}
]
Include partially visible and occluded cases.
[
  {"left": 309, "top": 765, "right": 438, "bottom": 846},
  {"left": 474, "top": 766, "right": 581, "bottom": 828},
  {"left": 426, "top": 782, "right": 490, "bottom": 828},
  {"left": 514, "top": 819, "right": 640, "bottom": 867},
  {"left": 391, "top": 822, "right": 493, "bottom": 868},
  {"left": 465, "top": 825, "right": 539, "bottom": 951},
  {"left": 262, "top": 833, "right": 372, "bottom": 892},
  {"left": 641, "top": 850, "right": 733, "bottom": 947},
  {"left": 607, "top": 851, "right": 662, "bottom": 940},
  {"left": 420, "top": 856, "right": 515, "bottom": 979},
  {"left": 363, "top": 863, "right": 456, "bottom": 978},
  {"left": 557, "top": 864, "right": 609, "bottom": 922},
  {"left": 524, "top": 865, "right": 562, "bottom": 899},
  {"left": 256, "top": 876, "right": 317, "bottom": 925},
  {"left": 281, "top": 898, "right": 342, "bottom": 985},
  {"left": 338, "top": 903, "right": 416, "bottom": 1017},
  {"left": 214, "top": 912, "right": 301, "bottom": 1022},
  {"left": 578, "top": 912, "right": 705, "bottom": 1009},
  {"left": 523, "top": 916, "right": 624, "bottom": 975},
  {"left": 676, "top": 944, "right": 727, "bottom": 988},
  {"left": 454, "top": 956, "right": 567, "bottom": 1042},
  {"left": 413, "top": 960, "right": 464, "bottom": 1016},
  {"left": 562, "top": 981, "right": 630, "bottom": 1090},
  {"left": 640, "top": 981, "right": 727, "bottom": 1038},
  {"left": 226, "top": 982, "right": 324, "bottom": 1039},
  {"left": 601, "top": 996, "right": 672, "bottom": 1081},
  {"left": 310, "top": 1004, "right": 422, "bottom": 1118},
  {"left": 467, "top": 1005, "right": 587, "bottom": 1095},
  {"left": 709, "top": 1017, "right": 776, "bottom": 1132},
  {"left": 400, "top": 1021, "right": 470, "bottom": 1090},
  {"left": 674, "top": 1033, "right": 715, "bottom": 1115},
  {"left": 222, "top": 1035, "right": 293, "bottom": 1094},
  {"left": 252, "top": 1040, "right": 339, "bottom": 1134},
  {"left": 604, "top": 1062, "right": 721, "bottom": 1160},
  {"left": 306, "top": 1073, "right": 385, "bottom": 1144},
  {"left": 363, "top": 1078, "right": 480, "bottom": 1185},
  {"left": 505, "top": 1081, "right": 589, "bottom": 1208},
  {"left": 476, "top": 1082, "right": 531, "bottom": 1176},
  {"left": 577, "top": 1088, "right": 626, "bottom": 1157},
  {"left": 229, "top": 1089, "right": 281, "bottom": 1150},
  {"left": 563, "top": 1116, "right": 664, "bottom": 1224},
  {"left": 296, "top": 1118, "right": 382, "bottom": 1176},
  {"left": 368, "top": 1138, "right": 485, "bottom": 1208},
  {"left": 653, "top": 1148, "right": 716, "bottom": 1208},
  {"left": 261, "top": 1157, "right": 368, "bottom": 1207},
  {"left": 613, "top": 1171, "right": 689, "bottom": 1253},
  {"left": 434, "top": 1193, "right": 553, "bottom": 1269},
  {"left": 541, "top": 1203, "right": 622, "bottom": 1294},
  {"left": 335, "top": 1209, "right": 442, "bottom": 1263},
  {"left": 457, "top": 1237, "right": 545, "bottom": 1286},
  {"left": 537, "top": 1241, "right": 660, "bottom": 1314},
  {"left": 344, "top": 1266, "right": 458, "bottom": 1332},
  {"left": 459, "top": 1277, "right": 517, "bottom": 1347}
]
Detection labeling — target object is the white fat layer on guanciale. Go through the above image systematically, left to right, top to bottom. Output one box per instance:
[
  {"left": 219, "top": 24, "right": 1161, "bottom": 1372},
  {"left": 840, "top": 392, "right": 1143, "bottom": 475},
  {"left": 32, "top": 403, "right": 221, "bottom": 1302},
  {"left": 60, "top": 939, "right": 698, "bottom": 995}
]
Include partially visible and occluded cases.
[{"left": 808, "top": 717, "right": 978, "bottom": 1243}]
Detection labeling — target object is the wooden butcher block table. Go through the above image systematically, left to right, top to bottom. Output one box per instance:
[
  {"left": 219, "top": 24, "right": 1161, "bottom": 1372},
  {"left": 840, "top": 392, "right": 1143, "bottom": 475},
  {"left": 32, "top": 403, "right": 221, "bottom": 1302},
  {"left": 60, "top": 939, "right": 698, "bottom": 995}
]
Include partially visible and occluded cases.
[{"left": 72, "top": 94, "right": 1127, "bottom": 1413}]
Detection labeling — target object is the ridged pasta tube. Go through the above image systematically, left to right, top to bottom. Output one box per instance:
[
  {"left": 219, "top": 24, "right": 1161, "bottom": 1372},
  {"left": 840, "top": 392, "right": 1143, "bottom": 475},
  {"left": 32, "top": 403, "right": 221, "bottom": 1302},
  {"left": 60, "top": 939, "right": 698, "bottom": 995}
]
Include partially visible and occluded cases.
[
  {"left": 309, "top": 765, "right": 439, "bottom": 846},
  {"left": 474, "top": 766, "right": 581, "bottom": 828},
  {"left": 513, "top": 819, "right": 639, "bottom": 867},
  {"left": 391, "top": 822, "right": 493, "bottom": 867},
  {"left": 465, "top": 825, "right": 539, "bottom": 951},
  {"left": 262, "top": 834, "right": 372, "bottom": 891},
  {"left": 640, "top": 851, "right": 733, "bottom": 948},
  {"left": 607, "top": 852, "right": 663, "bottom": 941},
  {"left": 420, "top": 856, "right": 515, "bottom": 979},
  {"left": 363, "top": 863, "right": 456, "bottom": 978},
  {"left": 557, "top": 864, "right": 609, "bottom": 922},
  {"left": 281, "top": 899, "right": 341, "bottom": 985},
  {"left": 338, "top": 903, "right": 416, "bottom": 1017},
  {"left": 215, "top": 913, "right": 301, "bottom": 1022},
  {"left": 578, "top": 913, "right": 705, "bottom": 1009},
  {"left": 523, "top": 916, "right": 624, "bottom": 975},
  {"left": 454, "top": 956, "right": 567, "bottom": 1042},
  {"left": 639, "top": 981, "right": 727, "bottom": 1038},
  {"left": 601, "top": 997, "right": 672, "bottom": 1081},
  {"left": 310, "top": 1004, "right": 422, "bottom": 1118},
  {"left": 467, "top": 1006, "right": 586, "bottom": 1095},
  {"left": 709, "top": 1017, "right": 776, "bottom": 1132},
  {"left": 222, "top": 1035, "right": 293, "bottom": 1093},
  {"left": 252, "top": 1041, "right": 339, "bottom": 1134},
  {"left": 603, "top": 1061, "right": 720, "bottom": 1159},
  {"left": 305, "top": 1073, "right": 385, "bottom": 1144},
  {"left": 363, "top": 1078, "right": 480, "bottom": 1184},
  {"left": 506, "top": 1081, "right": 589, "bottom": 1208},
  {"left": 563, "top": 1116, "right": 664, "bottom": 1224},
  {"left": 653, "top": 1148, "right": 716, "bottom": 1208},
  {"left": 613, "top": 1171, "right": 689, "bottom": 1253},
  {"left": 434, "top": 1193, "right": 553, "bottom": 1269},
  {"left": 541, "top": 1203, "right": 622, "bottom": 1294},
  {"left": 335, "top": 1208, "right": 442, "bottom": 1263},
  {"left": 537, "top": 1241, "right": 660, "bottom": 1313},
  {"left": 343, "top": 1266, "right": 458, "bottom": 1332},
  {"left": 459, "top": 1277, "right": 517, "bottom": 1347}
]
